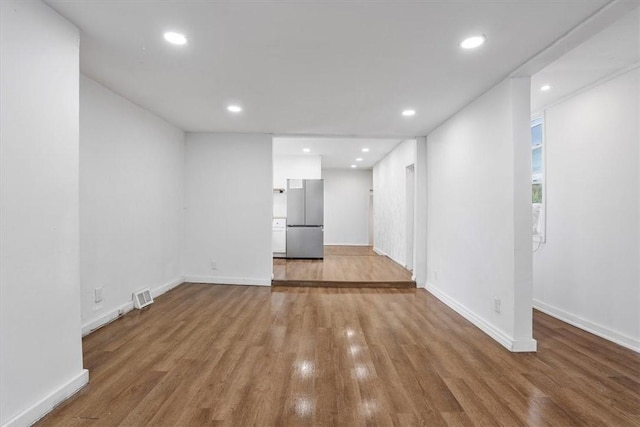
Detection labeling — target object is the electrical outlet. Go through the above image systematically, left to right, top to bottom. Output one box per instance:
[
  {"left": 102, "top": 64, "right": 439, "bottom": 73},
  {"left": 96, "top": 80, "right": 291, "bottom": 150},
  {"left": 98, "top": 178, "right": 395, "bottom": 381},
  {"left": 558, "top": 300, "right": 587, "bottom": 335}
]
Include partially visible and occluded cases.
[
  {"left": 210, "top": 260, "right": 217, "bottom": 270},
  {"left": 94, "top": 287, "right": 103, "bottom": 303},
  {"left": 494, "top": 297, "right": 501, "bottom": 314}
]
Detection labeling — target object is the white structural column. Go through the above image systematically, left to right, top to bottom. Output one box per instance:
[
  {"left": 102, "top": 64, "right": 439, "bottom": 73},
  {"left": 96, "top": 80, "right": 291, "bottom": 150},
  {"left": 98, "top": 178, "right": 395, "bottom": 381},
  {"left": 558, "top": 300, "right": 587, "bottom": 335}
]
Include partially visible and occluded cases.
[
  {"left": 0, "top": 1, "right": 88, "bottom": 425},
  {"left": 425, "top": 77, "right": 536, "bottom": 352},
  {"left": 511, "top": 77, "right": 536, "bottom": 349},
  {"left": 414, "top": 136, "right": 428, "bottom": 286}
]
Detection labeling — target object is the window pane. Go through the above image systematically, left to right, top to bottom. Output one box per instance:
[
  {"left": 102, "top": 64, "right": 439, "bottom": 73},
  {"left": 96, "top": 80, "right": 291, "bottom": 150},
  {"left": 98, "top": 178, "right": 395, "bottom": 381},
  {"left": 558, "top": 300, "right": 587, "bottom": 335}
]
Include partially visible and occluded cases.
[
  {"left": 531, "top": 124, "right": 542, "bottom": 147},
  {"left": 532, "top": 146, "right": 542, "bottom": 173},
  {"left": 532, "top": 183, "right": 542, "bottom": 203}
]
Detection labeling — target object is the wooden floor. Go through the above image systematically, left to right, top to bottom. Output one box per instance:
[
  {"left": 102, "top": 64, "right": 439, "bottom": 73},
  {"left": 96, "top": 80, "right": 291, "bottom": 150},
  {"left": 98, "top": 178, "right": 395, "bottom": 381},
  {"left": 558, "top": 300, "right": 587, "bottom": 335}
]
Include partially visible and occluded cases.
[
  {"left": 273, "top": 246, "right": 415, "bottom": 288},
  {"left": 38, "top": 284, "right": 640, "bottom": 426}
]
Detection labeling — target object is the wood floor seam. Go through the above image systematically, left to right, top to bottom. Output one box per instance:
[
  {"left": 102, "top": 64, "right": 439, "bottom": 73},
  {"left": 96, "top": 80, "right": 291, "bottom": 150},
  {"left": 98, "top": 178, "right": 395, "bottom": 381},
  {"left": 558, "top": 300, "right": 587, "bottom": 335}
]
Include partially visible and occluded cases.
[{"left": 36, "top": 283, "right": 640, "bottom": 427}]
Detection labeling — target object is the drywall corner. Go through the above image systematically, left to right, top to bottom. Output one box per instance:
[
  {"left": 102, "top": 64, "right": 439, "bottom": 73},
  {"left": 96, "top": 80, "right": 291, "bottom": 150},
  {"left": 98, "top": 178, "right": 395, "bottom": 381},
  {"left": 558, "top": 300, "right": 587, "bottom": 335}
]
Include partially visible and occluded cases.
[
  {"left": 425, "top": 76, "right": 535, "bottom": 351},
  {"left": 373, "top": 247, "right": 407, "bottom": 269},
  {"left": 426, "top": 282, "right": 536, "bottom": 352},
  {"left": 1, "top": 370, "right": 89, "bottom": 427}
]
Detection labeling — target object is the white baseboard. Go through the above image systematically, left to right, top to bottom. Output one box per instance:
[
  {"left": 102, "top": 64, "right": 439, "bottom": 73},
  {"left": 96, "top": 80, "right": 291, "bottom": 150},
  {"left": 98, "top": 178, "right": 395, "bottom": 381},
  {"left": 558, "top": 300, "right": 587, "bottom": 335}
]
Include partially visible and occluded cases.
[
  {"left": 324, "top": 243, "right": 371, "bottom": 246},
  {"left": 372, "top": 247, "right": 408, "bottom": 269},
  {"left": 183, "top": 276, "right": 271, "bottom": 286},
  {"left": 81, "top": 277, "right": 184, "bottom": 336},
  {"left": 151, "top": 277, "right": 184, "bottom": 298},
  {"left": 425, "top": 282, "right": 537, "bottom": 353},
  {"left": 533, "top": 299, "right": 640, "bottom": 353},
  {"left": 82, "top": 301, "right": 134, "bottom": 336},
  {"left": 510, "top": 338, "right": 539, "bottom": 352},
  {"left": 2, "top": 369, "right": 89, "bottom": 427}
]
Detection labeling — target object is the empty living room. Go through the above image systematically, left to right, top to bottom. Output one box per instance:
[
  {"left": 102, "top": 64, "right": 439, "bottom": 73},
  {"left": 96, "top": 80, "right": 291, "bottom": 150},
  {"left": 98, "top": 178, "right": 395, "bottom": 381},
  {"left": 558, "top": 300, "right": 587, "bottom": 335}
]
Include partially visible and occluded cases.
[{"left": 1, "top": 0, "right": 639, "bottom": 426}]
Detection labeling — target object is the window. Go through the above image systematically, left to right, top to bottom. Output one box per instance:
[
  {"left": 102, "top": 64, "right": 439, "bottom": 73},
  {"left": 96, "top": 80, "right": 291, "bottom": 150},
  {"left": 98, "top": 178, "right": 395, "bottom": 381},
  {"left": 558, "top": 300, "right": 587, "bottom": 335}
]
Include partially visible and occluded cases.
[{"left": 531, "top": 116, "right": 545, "bottom": 242}]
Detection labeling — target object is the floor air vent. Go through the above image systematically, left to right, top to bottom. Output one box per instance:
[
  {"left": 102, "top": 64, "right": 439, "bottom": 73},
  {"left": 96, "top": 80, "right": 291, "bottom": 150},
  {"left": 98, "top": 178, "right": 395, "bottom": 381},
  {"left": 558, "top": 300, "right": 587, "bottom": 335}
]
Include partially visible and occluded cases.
[{"left": 133, "top": 288, "right": 154, "bottom": 309}]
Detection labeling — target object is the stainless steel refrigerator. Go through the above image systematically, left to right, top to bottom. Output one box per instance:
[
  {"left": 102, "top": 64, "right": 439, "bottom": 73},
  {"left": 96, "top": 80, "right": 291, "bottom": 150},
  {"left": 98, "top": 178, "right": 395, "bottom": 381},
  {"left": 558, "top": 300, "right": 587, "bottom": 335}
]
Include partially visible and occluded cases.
[{"left": 286, "top": 179, "right": 324, "bottom": 259}]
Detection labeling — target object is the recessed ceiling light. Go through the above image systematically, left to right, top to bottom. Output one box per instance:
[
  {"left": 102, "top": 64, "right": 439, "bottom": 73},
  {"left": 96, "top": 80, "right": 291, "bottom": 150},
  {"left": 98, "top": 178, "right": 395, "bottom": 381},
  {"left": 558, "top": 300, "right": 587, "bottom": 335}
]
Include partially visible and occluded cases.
[
  {"left": 163, "top": 31, "right": 188, "bottom": 45},
  {"left": 460, "top": 35, "right": 486, "bottom": 49},
  {"left": 540, "top": 84, "right": 552, "bottom": 92},
  {"left": 227, "top": 105, "right": 243, "bottom": 113},
  {"left": 402, "top": 109, "right": 416, "bottom": 117},
  {"left": 303, "top": 148, "right": 311, "bottom": 153},
  {"left": 362, "top": 148, "right": 370, "bottom": 153},
  {"left": 356, "top": 158, "right": 363, "bottom": 162},
  {"left": 351, "top": 164, "right": 357, "bottom": 168}
]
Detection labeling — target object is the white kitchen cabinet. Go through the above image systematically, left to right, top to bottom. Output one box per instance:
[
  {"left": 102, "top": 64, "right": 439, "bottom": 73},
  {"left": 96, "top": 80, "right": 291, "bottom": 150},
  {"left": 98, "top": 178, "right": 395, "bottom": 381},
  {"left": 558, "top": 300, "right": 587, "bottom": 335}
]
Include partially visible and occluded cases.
[{"left": 272, "top": 218, "right": 286, "bottom": 254}]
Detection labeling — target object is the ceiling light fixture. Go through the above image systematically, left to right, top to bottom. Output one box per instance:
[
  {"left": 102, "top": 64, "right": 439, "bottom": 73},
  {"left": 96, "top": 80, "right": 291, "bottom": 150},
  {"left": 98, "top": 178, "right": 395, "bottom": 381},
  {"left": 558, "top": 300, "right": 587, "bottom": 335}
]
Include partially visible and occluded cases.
[
  {"left": 163, "top": 31, "right": 188, "bottom": 45},
  {"left": 460, "top": 35, "right": 486, "bottom": 49},
  {"left": 540, "top": 84, "right": 552, "bottom": 92},
  {"left": 227, "top": 105, "right": 243, "bottom": 113},
  {"left": 402, "top": 109, "right": 416, "bottom": 117},
  {"left": 303, "top": 148, "right": 311, "bottom": 153},
  {"left": 362, "top": 148, "right": 370, "bottom": 153},
  {"left": 356, "top": 158, "right": 363, "bottom": 162},
  {"left": 351, "top": 164, "right": 357, "bottom": 168}
]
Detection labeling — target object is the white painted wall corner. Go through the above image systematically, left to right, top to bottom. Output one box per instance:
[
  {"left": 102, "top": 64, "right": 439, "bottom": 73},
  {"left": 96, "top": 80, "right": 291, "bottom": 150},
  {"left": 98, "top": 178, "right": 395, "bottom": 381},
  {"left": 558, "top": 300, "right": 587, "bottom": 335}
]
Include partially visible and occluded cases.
[
  {"left": 373, "top": 247, "right": 407, "bottom": 269},
  {"left": 151, "top": 277, "right": 184, "bottom": 298},
  {"left": 425, "top": 282, "right": 537, "bottom": 352},
  {"left": 1, "top": 369, "right": 89, "bottom": 427}
]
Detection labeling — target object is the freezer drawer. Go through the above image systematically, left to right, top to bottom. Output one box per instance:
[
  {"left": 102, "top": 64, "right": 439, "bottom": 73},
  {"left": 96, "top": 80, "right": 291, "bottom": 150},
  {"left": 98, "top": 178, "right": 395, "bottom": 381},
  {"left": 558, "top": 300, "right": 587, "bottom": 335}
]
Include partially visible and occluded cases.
[{"left": 286, "top": 227, "right": 324, "bottom": 259}]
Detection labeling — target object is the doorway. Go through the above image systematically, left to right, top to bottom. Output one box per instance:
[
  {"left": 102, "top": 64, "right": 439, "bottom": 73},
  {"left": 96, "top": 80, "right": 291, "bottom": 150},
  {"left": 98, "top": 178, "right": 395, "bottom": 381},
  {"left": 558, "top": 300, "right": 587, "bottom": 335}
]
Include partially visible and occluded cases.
[
  {"left": 271, "top": 137, "right": 416, "bottom": 288},
  {"left": 406, "top": 164, "right": 415, "bottom": 272},
  {"left": 368, "top": 192, "right": 374, "bottom": 245}
]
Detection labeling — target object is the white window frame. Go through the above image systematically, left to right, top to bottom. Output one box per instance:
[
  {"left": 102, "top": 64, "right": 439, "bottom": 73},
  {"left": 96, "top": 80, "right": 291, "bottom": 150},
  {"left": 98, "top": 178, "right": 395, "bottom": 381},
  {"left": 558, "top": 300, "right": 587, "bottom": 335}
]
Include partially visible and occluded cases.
[{"left": 531, "top": 114, "right": 546, "bottom": 243}]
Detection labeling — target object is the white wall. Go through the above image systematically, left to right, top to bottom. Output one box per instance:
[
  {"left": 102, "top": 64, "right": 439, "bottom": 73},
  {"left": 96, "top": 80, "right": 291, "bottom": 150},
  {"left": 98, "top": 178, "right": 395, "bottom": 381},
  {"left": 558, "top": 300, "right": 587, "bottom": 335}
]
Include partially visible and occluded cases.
[
  {"left": 0, "top": 2, "right": 88, "bottom": 425},
  {"left": 533, "top": 68, "right": 640, "bottom": 351},
  {"left": 79, "top": 76, "right": 185, "bottom": 335},
  {"left": 426, "top": 77, "right": 536, "bottom": 352},
  {"left": 184, "top": 133, "right": 273, "bottom": 285},
  {"left": 414, "top": 137, "right": 428, "bottom": 285},
  {"left": 372, "top": 139, "right": 416, "bottom": 266},
  {"left": 273, "top": 154, "right": 321, "bottom": 218},
  {"left": 273, "top": 155, "right": 321, "bottom": 189},
  {"left": 406, "top": 165, "right": 415, "bottom": 270},
  {"left": 322, "top": 169, "right": 372, "bottom": 245}
]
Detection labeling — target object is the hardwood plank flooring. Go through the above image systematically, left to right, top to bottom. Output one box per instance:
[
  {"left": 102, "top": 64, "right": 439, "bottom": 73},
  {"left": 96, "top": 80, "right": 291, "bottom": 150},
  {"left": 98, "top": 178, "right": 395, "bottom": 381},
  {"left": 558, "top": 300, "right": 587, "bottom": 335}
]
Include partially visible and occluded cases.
[
  {"left": 273, "top": 245, "right": 415, "bottom": 288},
  {"left": 37, "top": 283, "right": 640, "bottom": 426}
]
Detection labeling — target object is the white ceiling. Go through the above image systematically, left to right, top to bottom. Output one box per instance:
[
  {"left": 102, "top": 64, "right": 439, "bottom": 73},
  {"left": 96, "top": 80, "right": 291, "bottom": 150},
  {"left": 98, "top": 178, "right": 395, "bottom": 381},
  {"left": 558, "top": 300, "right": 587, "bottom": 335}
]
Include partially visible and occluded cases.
[
  {"left": 46, "top": 0, "right": 610, "bottom": 137},
  {"left": 531, "top": 7, "right": 639, "bottom": 112},
  {"left": 273, "top": 137, "right": 403, "bottom": 169}
]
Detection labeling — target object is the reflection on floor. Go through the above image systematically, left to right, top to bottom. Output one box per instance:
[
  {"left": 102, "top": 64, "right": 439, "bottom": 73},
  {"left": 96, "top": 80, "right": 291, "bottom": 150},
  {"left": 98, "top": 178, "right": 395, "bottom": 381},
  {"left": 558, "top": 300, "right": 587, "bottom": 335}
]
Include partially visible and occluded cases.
[
  {"left": 273, "top": 245, "right": 415, "bottom": 288},
  {"left": 36, "top": 283, "right": 640, "bottom": 426}
]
